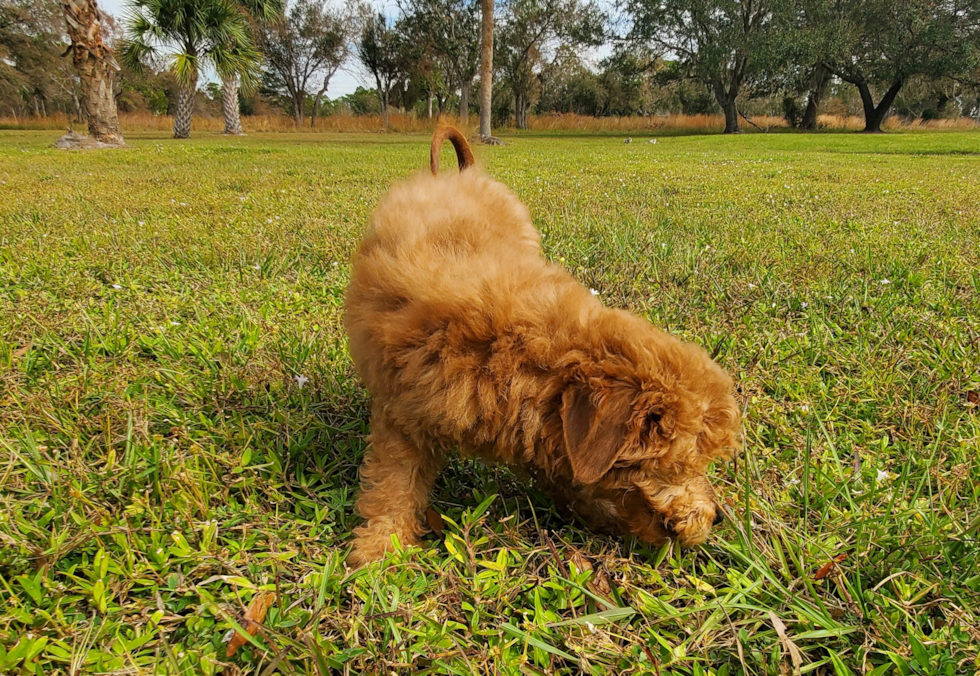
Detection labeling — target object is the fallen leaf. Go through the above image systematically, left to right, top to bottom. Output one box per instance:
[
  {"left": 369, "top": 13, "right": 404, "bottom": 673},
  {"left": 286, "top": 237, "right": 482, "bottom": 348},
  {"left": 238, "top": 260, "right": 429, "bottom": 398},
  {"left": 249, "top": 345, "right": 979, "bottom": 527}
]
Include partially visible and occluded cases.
[
  {"left": 13, "top": 343, "right": 31, "bottom": 358},
  {"left": 967, "top": 390, "right": 979, "bottom": 405},
  {"left": 426, "top": 507, "right": 444, "bottom": 538},
  {"left": 568, "top": 550, "right": 593, "bottom": 574},
  {"left": 814, "top": 553, "right": 847, "bottom": 580},
  {"left": 591, "top": 568, "right": 612, "bottom": 596},
  {"left": 226, "top": 591, "right": 274, "bottom": 657},
  {"left": 769, "top": 611, "right": 803, "bottom": 674}
]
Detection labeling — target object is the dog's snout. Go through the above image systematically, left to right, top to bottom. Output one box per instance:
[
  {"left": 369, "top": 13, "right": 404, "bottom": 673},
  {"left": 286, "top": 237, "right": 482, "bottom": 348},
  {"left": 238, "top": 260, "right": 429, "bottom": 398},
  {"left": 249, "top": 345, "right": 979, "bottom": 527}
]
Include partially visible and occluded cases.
[{"left": 712, "top": 509, "right": 724, "bottom": 526}]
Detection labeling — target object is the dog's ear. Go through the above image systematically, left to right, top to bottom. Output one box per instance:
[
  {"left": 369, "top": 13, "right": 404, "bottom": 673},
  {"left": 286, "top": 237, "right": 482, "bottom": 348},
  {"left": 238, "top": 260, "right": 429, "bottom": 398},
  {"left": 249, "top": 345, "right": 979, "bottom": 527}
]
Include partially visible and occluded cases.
[{"left": 561, "top": 384, "right": 631, "bottom": 484}]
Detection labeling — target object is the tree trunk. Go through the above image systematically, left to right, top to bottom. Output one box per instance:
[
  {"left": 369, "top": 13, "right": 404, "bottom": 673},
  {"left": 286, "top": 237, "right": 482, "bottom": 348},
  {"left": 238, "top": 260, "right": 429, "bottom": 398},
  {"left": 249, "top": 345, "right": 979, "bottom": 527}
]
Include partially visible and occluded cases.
[
  {"left": 60, "top": 0, "right": 124, "bottom": 145},
  {"left": 479, "top": 0, "right": 493, "bottom": 137},
  {"left": 801, "top": 65, "right": 830, "bottom": 131},
  {"left": 222, "top": 73, "right": 244, "bottom": 135},
  {"left": 310, "top": 73, "right": 331, "bottom": 129},
  {"left": 173, "top": 76, "right": 196, "bottom": 139},
  {"left": 459, "top": 79, "right": 470, "bottom": 125},
  {"left": 857, "top": 79, "right": 903, "bottom": 133},
  {"left": 71, "top": 90, "right": 83, "bottom": 124},
  {"left": 427, "top": 92, "right": 433, "bottom": 119},
  {"left": 515, "top": 92, "right": 529, "bottom": 129},
  {"left": 294, "top": 93, "right": 305, "bottom": 129},
  {"left": 380, "top": 94, "right": 390, "bottom": 128},
  {"left": 721, "top": 98, "right": 739, "bottom": 134}
]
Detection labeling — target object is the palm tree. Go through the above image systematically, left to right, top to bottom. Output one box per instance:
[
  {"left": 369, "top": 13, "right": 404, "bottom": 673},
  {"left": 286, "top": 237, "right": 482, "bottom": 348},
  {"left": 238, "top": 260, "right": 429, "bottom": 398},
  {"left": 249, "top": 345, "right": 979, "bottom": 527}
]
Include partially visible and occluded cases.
[
  {"left": 121, "top": 0, "right": 259, "bottom": 139},
  {"left": 220, "top": 0, "right": 282, "bottom": 135}
]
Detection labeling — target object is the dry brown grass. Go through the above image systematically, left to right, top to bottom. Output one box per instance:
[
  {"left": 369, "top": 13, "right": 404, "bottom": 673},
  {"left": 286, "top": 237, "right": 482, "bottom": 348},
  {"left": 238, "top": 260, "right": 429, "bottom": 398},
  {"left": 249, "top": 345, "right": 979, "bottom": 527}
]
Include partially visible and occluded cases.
[{"left": 3, "top": 110, "right": 976, "bottom": 134}]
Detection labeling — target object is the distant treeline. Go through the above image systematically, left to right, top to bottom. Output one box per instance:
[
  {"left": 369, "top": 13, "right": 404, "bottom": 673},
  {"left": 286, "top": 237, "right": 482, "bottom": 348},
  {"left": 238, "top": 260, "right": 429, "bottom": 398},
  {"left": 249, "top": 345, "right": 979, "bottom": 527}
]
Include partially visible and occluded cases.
[{"left": 2, "top": 0, "right": 979, "bottom": 134}]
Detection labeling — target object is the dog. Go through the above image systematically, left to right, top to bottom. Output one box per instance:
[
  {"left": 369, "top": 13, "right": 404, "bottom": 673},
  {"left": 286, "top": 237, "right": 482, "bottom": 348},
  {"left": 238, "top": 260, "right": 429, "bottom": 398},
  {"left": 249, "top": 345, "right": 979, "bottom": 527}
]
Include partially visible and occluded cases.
[{"left": 343, "top": 127, "right": 740, "bottom": 566}]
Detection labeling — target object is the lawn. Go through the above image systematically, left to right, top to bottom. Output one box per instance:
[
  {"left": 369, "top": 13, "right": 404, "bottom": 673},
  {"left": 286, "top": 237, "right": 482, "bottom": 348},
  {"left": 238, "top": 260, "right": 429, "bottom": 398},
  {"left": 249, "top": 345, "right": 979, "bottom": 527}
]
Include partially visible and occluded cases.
[{"left": 1, "top": 128, "right": 979, "bottom": 676}]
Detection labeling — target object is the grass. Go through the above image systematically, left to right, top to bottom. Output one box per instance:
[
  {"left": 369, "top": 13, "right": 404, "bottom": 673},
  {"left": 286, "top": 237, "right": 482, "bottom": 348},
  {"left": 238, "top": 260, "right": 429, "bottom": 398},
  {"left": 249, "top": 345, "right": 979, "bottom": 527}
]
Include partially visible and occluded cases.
[{"left": 1, "top": 128, "right": 979, "bottom": 676}]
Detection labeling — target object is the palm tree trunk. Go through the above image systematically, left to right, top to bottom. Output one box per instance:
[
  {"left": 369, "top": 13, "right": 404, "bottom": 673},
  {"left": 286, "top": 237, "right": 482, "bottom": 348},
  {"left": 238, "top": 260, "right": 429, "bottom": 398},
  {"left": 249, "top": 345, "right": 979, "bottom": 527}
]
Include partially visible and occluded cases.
[
  {"left": 60, "top": 0, "right": 123, "bottom": 145},
  {"left": 479, "top": 0, "right": 493, "bottom": 138},
  {"left": 222, "top": 73, "right": 244, "bottom": 135},
  {"left": 174, "top": 76, "right": 196, "bottom": 139}
]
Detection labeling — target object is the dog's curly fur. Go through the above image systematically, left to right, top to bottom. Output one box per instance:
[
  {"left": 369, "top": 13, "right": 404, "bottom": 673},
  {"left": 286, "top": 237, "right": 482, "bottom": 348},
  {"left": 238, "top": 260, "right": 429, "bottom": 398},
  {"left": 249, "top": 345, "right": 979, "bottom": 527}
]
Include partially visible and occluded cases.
[{"left": 343, "top": 127, "right": 740, "bottom": 566}]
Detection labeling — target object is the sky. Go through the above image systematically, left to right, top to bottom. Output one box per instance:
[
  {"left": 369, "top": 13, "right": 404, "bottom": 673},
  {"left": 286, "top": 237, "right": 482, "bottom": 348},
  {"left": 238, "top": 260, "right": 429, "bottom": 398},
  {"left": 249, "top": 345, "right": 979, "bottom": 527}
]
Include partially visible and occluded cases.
[{"left": 98, "top": 0, "right": 385, "bottom": 97}]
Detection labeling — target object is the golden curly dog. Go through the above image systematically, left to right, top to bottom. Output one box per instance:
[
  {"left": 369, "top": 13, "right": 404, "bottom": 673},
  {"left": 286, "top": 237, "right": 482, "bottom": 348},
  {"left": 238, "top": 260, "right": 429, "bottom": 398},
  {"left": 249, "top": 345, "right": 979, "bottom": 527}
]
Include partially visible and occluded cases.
[{"left": 344, "top": 127, "right": 740, "bottom": 566}]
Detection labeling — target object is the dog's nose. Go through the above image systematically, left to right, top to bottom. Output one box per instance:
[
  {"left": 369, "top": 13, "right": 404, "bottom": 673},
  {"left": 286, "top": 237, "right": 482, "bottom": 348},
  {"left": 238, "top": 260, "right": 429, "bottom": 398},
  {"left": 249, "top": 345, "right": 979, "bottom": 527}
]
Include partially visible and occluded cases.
[{"left": 712, "top": 510, "right": 724, "bottom": 526}]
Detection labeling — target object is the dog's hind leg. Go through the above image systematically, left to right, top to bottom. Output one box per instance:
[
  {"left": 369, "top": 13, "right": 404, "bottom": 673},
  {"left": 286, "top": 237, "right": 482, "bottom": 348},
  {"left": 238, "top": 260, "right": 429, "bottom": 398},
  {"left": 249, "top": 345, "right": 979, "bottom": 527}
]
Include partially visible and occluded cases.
[{"left": 350, "top": 413, "right": 442, "bottom": 567}]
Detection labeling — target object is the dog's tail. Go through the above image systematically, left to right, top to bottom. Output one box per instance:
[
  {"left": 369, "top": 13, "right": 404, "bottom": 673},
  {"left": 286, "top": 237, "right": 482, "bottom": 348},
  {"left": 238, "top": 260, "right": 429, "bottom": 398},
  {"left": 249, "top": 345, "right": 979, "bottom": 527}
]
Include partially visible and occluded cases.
[{"left": 430, "top": 126, "right": 474, "bottom": 176}]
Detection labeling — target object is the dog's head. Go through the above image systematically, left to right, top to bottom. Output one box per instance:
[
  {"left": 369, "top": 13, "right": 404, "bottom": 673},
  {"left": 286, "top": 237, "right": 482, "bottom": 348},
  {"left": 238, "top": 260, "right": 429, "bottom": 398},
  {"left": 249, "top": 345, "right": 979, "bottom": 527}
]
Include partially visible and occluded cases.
[{"left": 558, "top": 329, "right": 739, "bottom": 547}]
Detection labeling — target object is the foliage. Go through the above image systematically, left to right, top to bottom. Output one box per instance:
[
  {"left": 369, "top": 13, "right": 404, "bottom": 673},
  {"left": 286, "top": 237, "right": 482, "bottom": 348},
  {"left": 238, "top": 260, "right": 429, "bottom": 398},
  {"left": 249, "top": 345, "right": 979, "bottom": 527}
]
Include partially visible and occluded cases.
[
  {"left": 0, "top": 0, "right": 79, "bottom": 119},
  {"left": 121, "top": 0, "right": 261, "bottom": 89},
  {"left": 259, "top": 0, "right": 361, "bottom": 125},
  {"left": 400, "top": 0, "right": 480, "bottom": 110},
  {"left": 495, "top": 0, "right": 604, "bottom": 128},
  {"left": 624, "top": 0, "right": 773, "bottom": 133},
  {"left": 780, "top": 0, "right": 980, "bottom": 131},
  {"left": 357, "top": 12, "right": 408, "bottom": 126},
  {"left": 2, "top": 129, "right": 980, "bottom": 674}
]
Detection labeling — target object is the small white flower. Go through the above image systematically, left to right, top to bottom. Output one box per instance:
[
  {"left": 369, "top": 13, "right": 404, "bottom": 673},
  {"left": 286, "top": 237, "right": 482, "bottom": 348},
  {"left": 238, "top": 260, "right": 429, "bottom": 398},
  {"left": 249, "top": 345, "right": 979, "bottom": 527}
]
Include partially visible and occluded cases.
[
  {"left": 170, "top": 199, "right": 175, "bottom": 203},
  {"left": 179, "top": 202, "right": 186, "bottom": 206},
  {"left": 275, "top": 216, "right": 280, "bottom": 220},
  {"left": 266, "top": 218, "right": 272, "bottom": 224},
  {"left": 138, "top": 220, "right": 145, "bottom": 226},
  {"left": 661, "top": 243, "right": 667, "bottom": 248},
  {"left": 705, "top": 245, "right": 711, "bottom": 250},
  {"left": 850, "top": 249, "right": 855, "bottom": 254},
  {"left": 332, "top": 261, "right": 339, "bottom": 267},
  {"left": 252, "top": 264, "right": 261, "bottom": 270},
  {"left": 880, "top": 279, "right": 890, "bottom": 285},
  {"left": 748, "top": 283, "right": 756, "bottom": 289},
  {"left": 112, "top": 284, "right": 121, "bottom": 289},
  {"left": 589, "top": 289, "right": 599, "bottom": 296},
  {"left": 772, "top": 302, "right": 776, "bottom": 308},
  {"left": 801, "top": 302, "right": 808, "bottom": 309},
  {"left": 170, "top": 321, "right": 181, "bottom": 326},
  {"left": 295, "top": 375, "right": 309, "bottom": 389},
  {"left": 801, "top": 404, "right": 809, "bottom": 412},
  {"left": 876, "top": 469, "right": 891, "bottom": 483},
  {"left": 787, "top": 478, "right": 800, "bottom": 486},
  {"left": 156, "top": 548, "right": 164, "bottom": 555},
  {"left": 585, "top": 621, "right": 597, "bottom": 633},
  {"left": 222, "top": 629, "right": 235, "bottom": 643}
]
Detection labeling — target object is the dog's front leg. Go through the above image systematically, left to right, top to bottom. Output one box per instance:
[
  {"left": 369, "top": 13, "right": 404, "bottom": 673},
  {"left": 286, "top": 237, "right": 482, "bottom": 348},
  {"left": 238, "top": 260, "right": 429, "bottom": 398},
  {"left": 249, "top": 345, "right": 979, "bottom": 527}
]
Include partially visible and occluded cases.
[{"left": 349, "top": 413, "right": 442, "bottom": 567}]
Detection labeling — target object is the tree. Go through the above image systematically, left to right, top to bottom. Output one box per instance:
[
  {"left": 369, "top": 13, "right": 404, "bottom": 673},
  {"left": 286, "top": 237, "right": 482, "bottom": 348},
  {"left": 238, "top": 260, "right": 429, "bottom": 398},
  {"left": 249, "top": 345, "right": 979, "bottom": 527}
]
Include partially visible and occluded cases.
[
  {"left": 1, "top": 0, "right": 76, "bottom": 119},
  {"left": 60, "top": 0, "right": 124, "bottom": 144},
  {"left": 122, "top": 0, "right": 259, "bottom": 138},
  {"left": 220, "top": 0, "right": 281, "bottom": 135},
  {"left": 260, "top": 0, "right": 359, "bottom": 129},
  {"left": 400, "top": 0, "right": 480, "bottom": 123},
  {"left": 478, "top": 0, "right": 492, "bottom": 135},
  {"left": 495, "top": 0, "right": 603, "bottom": 129},
  {"left": 626, "top": 0, "right": 772, "bottom": 134},
  {"left": 801, "top": 0, "right": 980, "bottom": 132},
  {"left": 357, "top": 12, "right": 407, "bottom": 127}
]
